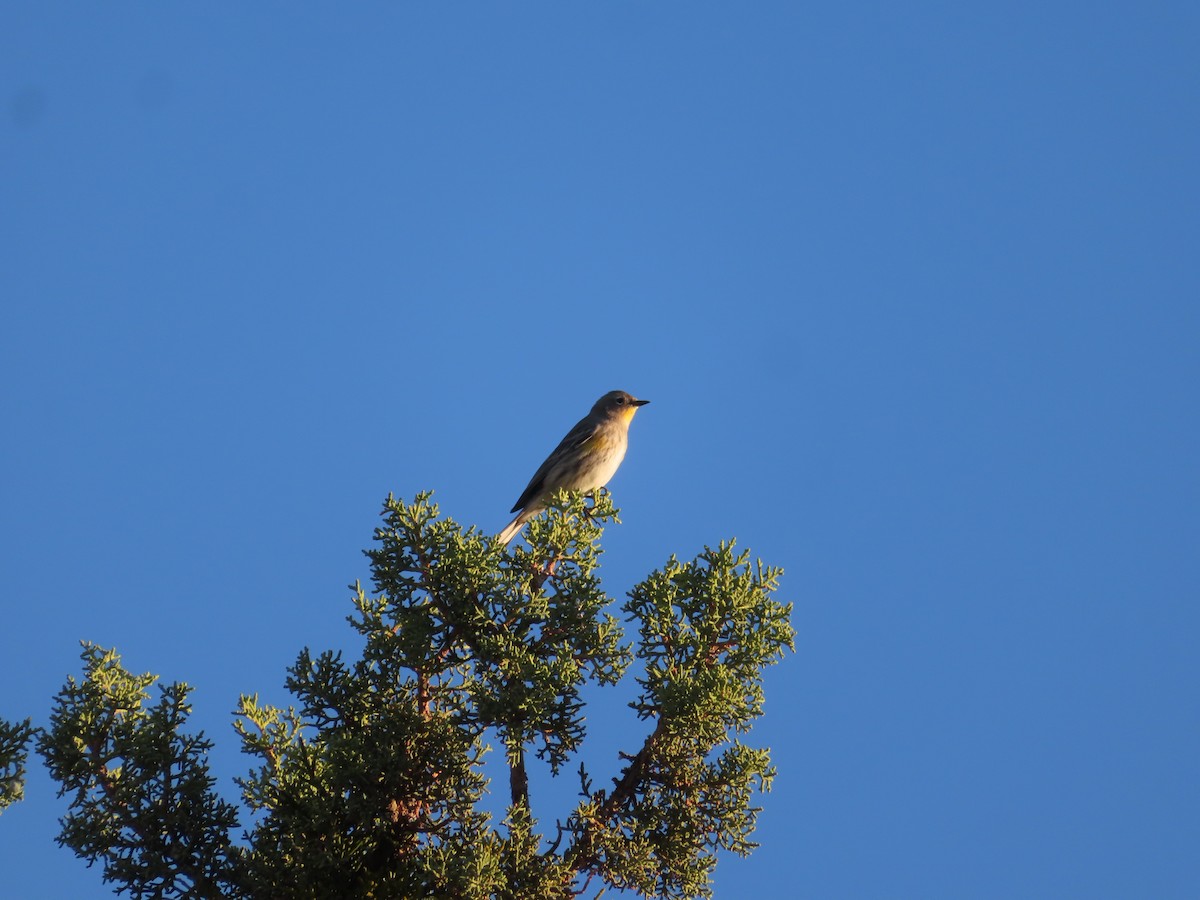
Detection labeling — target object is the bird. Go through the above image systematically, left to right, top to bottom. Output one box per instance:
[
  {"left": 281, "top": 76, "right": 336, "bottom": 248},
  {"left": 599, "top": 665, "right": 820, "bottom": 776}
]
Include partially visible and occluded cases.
[{"left": 497, "top": 390, "right": 650, "bottom": 546}]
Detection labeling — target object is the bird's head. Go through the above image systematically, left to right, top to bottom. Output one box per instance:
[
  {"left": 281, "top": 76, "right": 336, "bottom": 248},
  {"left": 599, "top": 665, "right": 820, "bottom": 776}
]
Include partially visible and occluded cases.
[{"left": 593, "top": 390, "right": 650, "bottom": 423}]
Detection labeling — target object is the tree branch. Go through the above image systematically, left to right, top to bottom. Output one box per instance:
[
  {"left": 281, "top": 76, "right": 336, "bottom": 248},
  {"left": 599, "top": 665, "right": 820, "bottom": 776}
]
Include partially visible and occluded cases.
[
  {"left": 565, "top": 717, "right": 666, "bottom": 873},
  {"left": 509, "top": 741, "right": 530, "bottom": 811}
]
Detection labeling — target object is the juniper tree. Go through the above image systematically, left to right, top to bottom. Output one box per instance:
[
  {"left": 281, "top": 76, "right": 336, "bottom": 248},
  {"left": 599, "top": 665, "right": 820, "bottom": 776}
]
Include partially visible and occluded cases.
[
  {"left": 5, "top": 491, "right": 793, "bottom": 898},
  {"left": 0, "top": 716, "right": 35, "bottom": 813}
]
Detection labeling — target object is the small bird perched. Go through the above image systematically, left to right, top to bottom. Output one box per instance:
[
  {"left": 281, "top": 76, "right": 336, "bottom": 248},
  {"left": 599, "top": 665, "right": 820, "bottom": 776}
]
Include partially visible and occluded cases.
[{"left": 497, "top": 390, "right": 650, "bottom": 546}]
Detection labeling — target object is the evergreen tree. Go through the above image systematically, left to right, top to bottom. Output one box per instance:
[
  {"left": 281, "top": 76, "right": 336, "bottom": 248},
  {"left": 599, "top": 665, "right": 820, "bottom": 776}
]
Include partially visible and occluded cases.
[{"left": 2, "top": 491, "right": 793, "bottom": 898}]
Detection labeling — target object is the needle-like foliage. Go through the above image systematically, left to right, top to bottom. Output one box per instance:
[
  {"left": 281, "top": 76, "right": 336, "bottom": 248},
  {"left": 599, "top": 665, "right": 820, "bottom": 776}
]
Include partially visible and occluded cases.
[
  {"left": 15, "top": 491, "right": 793, "bottom": 899},
  {"left": 37, "top": 644, "right": 247, "bottom": 898},
  {"left": 0, "top": 717, "right": 35, "bottom": 814}
]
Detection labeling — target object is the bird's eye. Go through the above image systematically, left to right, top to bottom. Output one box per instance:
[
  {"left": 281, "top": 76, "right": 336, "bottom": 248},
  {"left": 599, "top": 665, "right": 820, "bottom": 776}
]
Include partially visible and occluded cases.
[{"left": 616, "top": 396, "right": 626, "bottom": 404}]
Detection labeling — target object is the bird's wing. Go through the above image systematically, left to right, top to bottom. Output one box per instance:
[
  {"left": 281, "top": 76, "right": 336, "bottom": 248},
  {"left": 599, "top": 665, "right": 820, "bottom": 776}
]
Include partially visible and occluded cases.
[{"left": 510, "top": 414, "right": 603, "bottom": 513}]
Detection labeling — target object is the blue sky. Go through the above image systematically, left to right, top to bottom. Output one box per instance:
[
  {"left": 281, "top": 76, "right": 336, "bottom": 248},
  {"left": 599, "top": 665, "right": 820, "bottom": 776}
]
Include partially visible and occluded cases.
[{"left": 2, "top": 3, "right": 1198, "bottom": 897}]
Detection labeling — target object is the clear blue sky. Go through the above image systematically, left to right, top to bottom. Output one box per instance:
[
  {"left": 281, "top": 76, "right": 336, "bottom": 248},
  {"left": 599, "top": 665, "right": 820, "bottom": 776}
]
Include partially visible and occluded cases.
[{"left": 3, "top": 4, "right": 1198, "bottom": 897}]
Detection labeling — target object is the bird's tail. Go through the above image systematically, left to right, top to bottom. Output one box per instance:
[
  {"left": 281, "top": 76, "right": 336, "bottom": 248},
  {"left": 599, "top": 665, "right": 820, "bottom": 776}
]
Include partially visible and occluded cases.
[{"left": 496, "top": 509, "right": 535, "bottom": 546}]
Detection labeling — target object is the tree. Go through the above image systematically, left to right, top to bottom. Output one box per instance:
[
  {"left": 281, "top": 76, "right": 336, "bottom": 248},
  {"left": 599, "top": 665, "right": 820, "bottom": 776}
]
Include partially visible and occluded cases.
[
  {"left": 2, "top": 491, "right": 793, "bottom": 898},
  {"left": 0, "top": 716, "right": 35, "bottom": 812}
]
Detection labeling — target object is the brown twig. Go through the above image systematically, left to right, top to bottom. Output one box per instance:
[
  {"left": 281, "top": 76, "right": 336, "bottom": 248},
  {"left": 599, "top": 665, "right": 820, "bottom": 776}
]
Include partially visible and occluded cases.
[
  {"left": 564, "top": 718, "right": 666, "bottom": 873},
  {"left": 509, "top": 742, "right": 530, "bottom": 811}
]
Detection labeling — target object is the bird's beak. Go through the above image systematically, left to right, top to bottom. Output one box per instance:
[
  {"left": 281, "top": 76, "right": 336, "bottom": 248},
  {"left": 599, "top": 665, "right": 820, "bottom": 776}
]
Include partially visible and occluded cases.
[{"left": 633, "top": 399, "right": 650, "bottom": 407}]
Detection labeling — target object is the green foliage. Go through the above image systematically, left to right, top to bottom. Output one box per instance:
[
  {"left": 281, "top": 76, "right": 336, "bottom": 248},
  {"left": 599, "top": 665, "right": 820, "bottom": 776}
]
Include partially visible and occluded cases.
[
  {"left": 19, "top": 491, "right": 793, "bottom": 899},
  {"left": 565, "top": 544, "right": 793, "bottom": 898},
  {"left": 37, "top": 644, "right": 246, "bottom": 899},
  {"left": 0, "top": 716, "right": 35, "bottom": 813}
]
